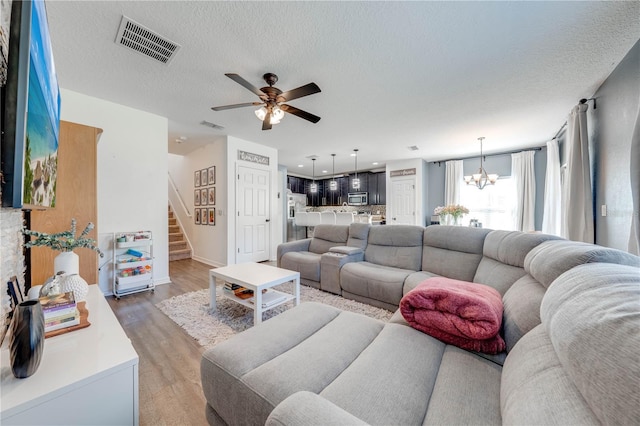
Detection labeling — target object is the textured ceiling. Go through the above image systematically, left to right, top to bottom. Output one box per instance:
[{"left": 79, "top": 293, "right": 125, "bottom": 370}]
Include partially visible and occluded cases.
[{"left": 45, "top": 1, "right": 640, "bottom": 177}]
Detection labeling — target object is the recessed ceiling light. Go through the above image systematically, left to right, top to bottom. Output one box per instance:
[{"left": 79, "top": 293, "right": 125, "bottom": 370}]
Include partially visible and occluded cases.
[
  {"left": 372, "top": 162, "right": 378, "bottom": 165},
  {"left": 298, "top": 165, "right": 304, "bottom": 168},
  {"left": 322, "top": 170, "right": 328, "bottom": 173}
]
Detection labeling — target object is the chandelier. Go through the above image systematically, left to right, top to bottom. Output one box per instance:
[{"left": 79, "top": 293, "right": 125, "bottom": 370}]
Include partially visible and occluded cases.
[{"left": 463, "top": 137, "right": 498, "bottom": 189}]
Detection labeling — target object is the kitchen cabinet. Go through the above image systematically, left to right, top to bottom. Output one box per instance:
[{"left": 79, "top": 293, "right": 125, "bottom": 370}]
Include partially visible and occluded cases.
[
  {"left": 349, "top": 172, "right": 368, "bottom": 192},
  {"left": 368, "top": 172, "right": 387, "bottom": 205},
  {"left": 287, "top": 176, "right": 305, "bottom": 194},
  {"left": 305, "top": 180, "right": 323, "bottom": 207}
]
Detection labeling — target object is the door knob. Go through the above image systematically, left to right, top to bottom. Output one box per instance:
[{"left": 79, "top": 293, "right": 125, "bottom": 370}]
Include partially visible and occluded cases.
[{"left": 265, "top": 219, "right": 270, "bottom": 222}]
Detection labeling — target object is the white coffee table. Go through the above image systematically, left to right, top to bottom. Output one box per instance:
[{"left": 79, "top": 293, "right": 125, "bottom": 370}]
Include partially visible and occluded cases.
[{"left": 209, "top": 263, "right": 300, "bottom": 325}]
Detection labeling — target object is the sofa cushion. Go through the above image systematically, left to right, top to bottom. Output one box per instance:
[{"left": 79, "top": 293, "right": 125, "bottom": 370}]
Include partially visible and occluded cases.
[
  {"left": 347, "top": 222, "right": 370, "bottom": 249},
  {"left": 308, "top": 224, "right": 349, "bottom": 254},
  {"left": 364, "top": 225, "right": 424, "bottom": 271},
  {"left": 421, "top": 226, "right": 491, "bottom": 282},
  {"left": 473, "top": 231, "right": 560, "bottom": 295},
  {"left": 525, "top": 239, "right": 640, "bottom": 288},
  {"left": 280, "top": 251, "right": 322, "bottom": 282},
  {"left": 341, "top": 262, "right": 414, "bottom": 307},
  {"left": 501, "top": 263, "right": 640, "bottom": 425},
  {"left": 540, "top": 263, "right": 640, "bottom": 424},
  {"left": 403, "top": 270, "right": 440, "bottom": 294},
  {"left": 501, "top": 274, "right": 546, "bottom": 352},
  {"left": 201, "top": 302, "right": 384, "bottom": 426},
  {"left": 320, "top": 323, "right": 445, "bottom": 425},
  {"left": 424, "top": 345, "right": 502, "bottom": 425}
]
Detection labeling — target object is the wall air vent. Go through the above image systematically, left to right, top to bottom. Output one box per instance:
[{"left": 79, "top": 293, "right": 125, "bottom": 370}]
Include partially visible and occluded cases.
[
  {"left": 115, "top": 16, "right": 181, "bottom": 65},
  {"left": 200, "top": 120, "right": 225, "bottom": 130}
]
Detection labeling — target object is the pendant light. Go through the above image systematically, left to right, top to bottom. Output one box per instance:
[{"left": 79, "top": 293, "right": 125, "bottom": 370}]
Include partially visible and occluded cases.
[
  {"left": 463, "top": 137, "right": 499, "bottom": 189},
  {"left": 352, "top": 149, "right": 360, "bottom": 189},
  {"left": 329, "top": 154, "right": 337, "bottom": 191},
  {"left": 310, "top": 158, "right": 318, "bottom": 193}
]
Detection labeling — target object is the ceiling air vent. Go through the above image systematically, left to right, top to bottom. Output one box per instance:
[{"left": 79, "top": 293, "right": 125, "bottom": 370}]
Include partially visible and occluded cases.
[
  {"left": 115, "top": 16, "right": 181, "bottom": 65},
  {"left": 200, "top": 120, "right": 225, "bottom": 130},
  {"left": 408, "top": 145, "right": 419, "bottom": 151}
]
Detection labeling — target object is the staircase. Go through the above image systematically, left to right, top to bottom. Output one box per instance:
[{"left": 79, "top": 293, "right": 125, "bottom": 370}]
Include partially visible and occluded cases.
[{"left": 168, "top": 206, "right": 191, "bottom": 261}]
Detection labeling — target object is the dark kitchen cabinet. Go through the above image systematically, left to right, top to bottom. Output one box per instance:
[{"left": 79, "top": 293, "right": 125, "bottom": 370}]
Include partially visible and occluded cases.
[
  {"left": 349, "top": 172, "right": 368, "bottom": 193},
  {"left": 367, "top": 172, "right": 387, "bottom": 205},
  {"left": 377, "top": 172, "right": 386, "bottom": 205},
  {"left": 287, "top": 176, "right": 305, "bottom": 194}
]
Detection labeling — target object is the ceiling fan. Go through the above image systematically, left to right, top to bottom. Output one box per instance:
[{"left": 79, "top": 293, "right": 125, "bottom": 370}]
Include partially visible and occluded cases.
[{"left": 211, "top": 73, "right": 321, "bottom": 130}]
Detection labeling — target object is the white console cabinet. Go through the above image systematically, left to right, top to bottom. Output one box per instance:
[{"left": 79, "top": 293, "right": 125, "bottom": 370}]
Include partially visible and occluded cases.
[{"left": 1, "top": 285, "right": 139, "bottom": 425}]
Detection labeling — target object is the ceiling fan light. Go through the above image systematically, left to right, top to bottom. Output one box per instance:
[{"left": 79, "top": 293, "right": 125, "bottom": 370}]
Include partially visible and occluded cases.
[
  {"left": 255, "top": 107, "right": 267, "bottom": 121},
  {"left": 272, "top": 107, "right": 284, "bottom": 121},
  {"left": 271, "top": 115, "right": 281, "bottom": 125}
]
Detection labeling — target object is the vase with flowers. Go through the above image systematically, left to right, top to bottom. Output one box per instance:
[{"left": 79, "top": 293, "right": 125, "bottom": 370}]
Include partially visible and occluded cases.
[
  {"left": 434, "top": 205, "right": 470, "bottom": 226},
  {"left": 23, "top": 219, "right": 103, "bottom": 301}
]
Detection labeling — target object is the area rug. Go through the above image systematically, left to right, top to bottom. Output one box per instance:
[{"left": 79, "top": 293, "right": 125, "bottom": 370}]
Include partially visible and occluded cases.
[{"left": 156, "top": 283, "right": 393, "bottom": 349}]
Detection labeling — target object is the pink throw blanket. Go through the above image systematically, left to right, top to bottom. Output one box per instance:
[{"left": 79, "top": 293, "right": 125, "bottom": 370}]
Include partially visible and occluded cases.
[{"left": 400, "top": 277, "right": 506, "bottom": 354}]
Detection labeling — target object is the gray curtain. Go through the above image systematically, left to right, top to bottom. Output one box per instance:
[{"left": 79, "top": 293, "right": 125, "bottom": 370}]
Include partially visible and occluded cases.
[
  {"left": 629, "top": 97, "right": 640, "bottom": 254},
  {"left": 565, "top": 103, "right": 594, "bottom": 243},
  {"left": 512, "top": 151, "right": 536, "bottom": 232},
  {"left": 444, "top": 160, "right": 463, "bottom": 206}
]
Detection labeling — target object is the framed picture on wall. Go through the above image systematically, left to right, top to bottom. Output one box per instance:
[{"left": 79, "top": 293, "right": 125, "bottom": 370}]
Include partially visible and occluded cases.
[
  {"left": 208, "top": 166, "right": 215, "bottom": 185},
  {"left": 201, "top": 169, "right": 208, "bottom": 184},
  {"left": 194, "top": 170, "right": 201, "bottom": 187},
  {"left": 208, "top": 187, "right": 215, "bottom": 205},
  {"left": 200, "top": 188, "right": 208, "bottom": 206},
  {"left": 194, "top": 189, "right": 200, "bottom": 206},
  {"left": 209, "top": 208, "right": 215, "bottom": 226},
  {"left": 195, "top": 209, "right": 201, "bottom": 224},
  {"left": 202, "top": 209, "right": 208, "bottom": 225}
]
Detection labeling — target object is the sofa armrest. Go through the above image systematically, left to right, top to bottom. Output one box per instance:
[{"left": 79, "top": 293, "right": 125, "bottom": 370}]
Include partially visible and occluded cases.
[
  {"left": 277, "top": 239, "right": 312, "bottom": 267},
  {"left": 329, "top": 246, "right": 364, "bottom": 255},
  {"left": 319, "top": 250, "right": 365, "bottom": 294},
  {"left": 266, "top": 391, "right": 370, "bottom": 426}
]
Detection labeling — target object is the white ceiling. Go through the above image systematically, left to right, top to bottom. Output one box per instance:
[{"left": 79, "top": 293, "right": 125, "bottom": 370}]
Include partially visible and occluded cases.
[{"left": 45, "top": 1, "right": 640, "bottom": 177}]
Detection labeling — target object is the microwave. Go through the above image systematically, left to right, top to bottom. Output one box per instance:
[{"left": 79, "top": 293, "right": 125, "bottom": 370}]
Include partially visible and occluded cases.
[{"left": 348, "top": 192, "right": 368, "bottom": 206}]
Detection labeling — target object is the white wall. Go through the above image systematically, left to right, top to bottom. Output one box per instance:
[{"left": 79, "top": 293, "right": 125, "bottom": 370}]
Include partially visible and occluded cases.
[
  {"left": 59, "top": 89, "right": 169, "bottom": 293},
  {"left": 226, "top": 136, "right": 281, "bottom": 264},
  {"left": 168, "top": 139, "right": 227, "bottom": 267},
  {"left": 386, "top": 158, "right": 429, "bottom": 226},
  {"left": 1, "top": 208, "right": 25, "bottom": 320}
]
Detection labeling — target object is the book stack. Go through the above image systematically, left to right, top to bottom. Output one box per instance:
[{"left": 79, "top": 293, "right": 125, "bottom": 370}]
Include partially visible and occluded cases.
[
  {"left": 222, "top": 282, "right": 254, "bottom": 299},
  {"left": 40, "top": 291, "right": 80, "bottom": 332}
]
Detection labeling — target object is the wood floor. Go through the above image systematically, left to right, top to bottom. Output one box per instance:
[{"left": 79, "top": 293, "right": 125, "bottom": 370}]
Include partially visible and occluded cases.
[{"left": 106, "top": 259, "right": 212, "bottom": 426}]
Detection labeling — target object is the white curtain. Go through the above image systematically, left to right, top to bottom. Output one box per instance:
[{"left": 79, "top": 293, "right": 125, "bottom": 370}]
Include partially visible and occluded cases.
[
  {"left": 628, "top": 97, "right": 640, "bottom": 255},
  {"left": 565, "top": 103, "right": 594, "bottom": 243},
  {"left": 542, "top": 140, "right": 562, "bottom": 235},
  {"left": 511, "top": 151, "right": 536, "bottom": 231},
  {"left": 444, "top": 160, "right": 463, "bottom": 206}
]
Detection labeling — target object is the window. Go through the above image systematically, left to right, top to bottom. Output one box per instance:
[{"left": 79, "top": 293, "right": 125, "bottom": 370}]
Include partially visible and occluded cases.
[{"left": 459, "top": 177, "right": 517, "bottom": 230}]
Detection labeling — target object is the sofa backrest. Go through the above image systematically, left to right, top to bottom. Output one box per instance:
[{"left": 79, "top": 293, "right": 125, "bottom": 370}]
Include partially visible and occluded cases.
[
  {"left": 347, "top": 223, "right": 370, "bottom": 249},
  {"left": 308, "top": 225, "right": 349, "bottom": 254},
  {"left": 364, "top": 225, "right": 424, "bottom": 271},
  {"left": 421, "top": 226, "right": 492, "bottom": 282},
  {"left": 472, "top": 231, "right": 562, "bottom": 295},
  {"left": 501, "top": 238, "right": 640, "bottom": 352},
  {"left": 501, "top": 263, "right": 640, "bottom": 424}
]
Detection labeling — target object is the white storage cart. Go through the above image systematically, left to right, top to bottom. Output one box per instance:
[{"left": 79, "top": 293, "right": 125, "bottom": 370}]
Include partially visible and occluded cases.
[{"left": 112, "top": 231, "right": 154, "bottom": 299}]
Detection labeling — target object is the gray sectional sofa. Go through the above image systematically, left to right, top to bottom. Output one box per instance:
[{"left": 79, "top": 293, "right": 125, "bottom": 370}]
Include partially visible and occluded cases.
[{"left": 202, "top": 224, "right": 640, "bottom": 425}]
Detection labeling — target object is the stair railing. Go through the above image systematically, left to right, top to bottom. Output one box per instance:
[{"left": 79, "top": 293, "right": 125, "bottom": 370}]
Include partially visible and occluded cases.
[{"left": 168, "top": 172, "right": 191, "bottom": 217}]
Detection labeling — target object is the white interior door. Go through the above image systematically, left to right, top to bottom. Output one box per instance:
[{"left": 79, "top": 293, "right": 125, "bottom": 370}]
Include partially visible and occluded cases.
[
  {"left": 237, "top": 165, "right": 270, "bottom": 263},
  {"left": 391, "top": 178, "right": 416, "bottom": 225}
]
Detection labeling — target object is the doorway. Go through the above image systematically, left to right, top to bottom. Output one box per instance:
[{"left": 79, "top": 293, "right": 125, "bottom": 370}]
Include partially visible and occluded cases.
[
  {"left": 236, "top": 165, "right": 271, "bottom": 262},
  {"left": 391, "top": 178, "right": 416, "bottom": 225}
]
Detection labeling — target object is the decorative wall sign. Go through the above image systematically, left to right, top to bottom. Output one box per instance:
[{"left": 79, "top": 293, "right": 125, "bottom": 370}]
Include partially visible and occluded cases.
[
  {"left": 238, "top": 150, "right": 269, "bottom": 165},
  {"left": 390, "top": 168, "right": 416, "bottom": 177}
]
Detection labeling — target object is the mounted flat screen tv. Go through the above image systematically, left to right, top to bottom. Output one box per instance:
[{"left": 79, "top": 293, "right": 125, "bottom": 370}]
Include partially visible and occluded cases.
[{"left": 1, "top": 0, "right": 61, "bottom": 208}]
